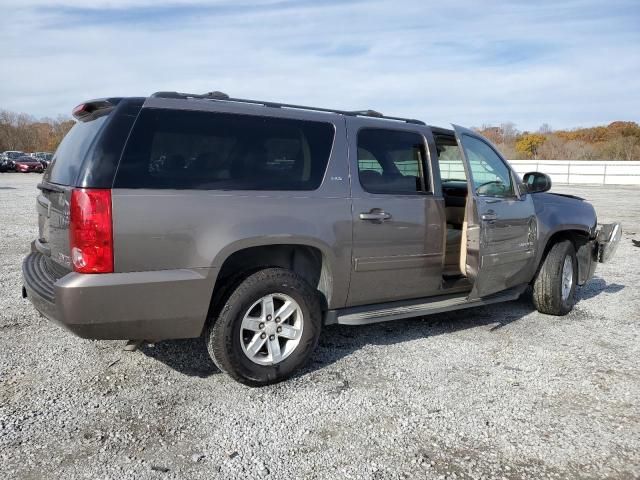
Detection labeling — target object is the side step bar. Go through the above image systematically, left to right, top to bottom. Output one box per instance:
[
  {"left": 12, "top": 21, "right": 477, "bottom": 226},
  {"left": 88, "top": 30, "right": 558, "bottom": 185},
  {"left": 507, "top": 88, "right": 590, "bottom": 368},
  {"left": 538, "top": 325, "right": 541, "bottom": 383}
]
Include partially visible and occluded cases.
[{"left": 324, "top": 285, "right": 527, "bottom": 326}]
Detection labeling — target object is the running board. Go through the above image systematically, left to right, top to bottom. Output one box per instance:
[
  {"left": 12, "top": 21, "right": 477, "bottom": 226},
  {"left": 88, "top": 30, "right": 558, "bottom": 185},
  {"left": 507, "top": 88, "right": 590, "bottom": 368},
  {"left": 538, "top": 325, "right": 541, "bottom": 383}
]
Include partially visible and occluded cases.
[{"left": 324, "top": 285, "right": 527, "bottom": 326}]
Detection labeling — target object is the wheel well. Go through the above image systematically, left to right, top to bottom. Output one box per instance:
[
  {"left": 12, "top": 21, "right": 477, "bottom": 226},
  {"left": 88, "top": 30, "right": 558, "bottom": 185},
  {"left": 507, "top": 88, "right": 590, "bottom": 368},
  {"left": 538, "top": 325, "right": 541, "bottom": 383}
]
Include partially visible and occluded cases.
[
  {"left": 536, "top": 229, "right": 592, "bottom": 283},
  {"left": 211, "top": 245, "right": 332, "bottom": 316}
]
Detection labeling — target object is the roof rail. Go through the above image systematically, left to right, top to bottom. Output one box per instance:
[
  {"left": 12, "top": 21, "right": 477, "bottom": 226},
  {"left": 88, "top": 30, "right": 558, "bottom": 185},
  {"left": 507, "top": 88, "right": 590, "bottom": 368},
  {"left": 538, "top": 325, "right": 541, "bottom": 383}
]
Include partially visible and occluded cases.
[{"left": 150, "top": 91, "right": 425, "bottom": 125}]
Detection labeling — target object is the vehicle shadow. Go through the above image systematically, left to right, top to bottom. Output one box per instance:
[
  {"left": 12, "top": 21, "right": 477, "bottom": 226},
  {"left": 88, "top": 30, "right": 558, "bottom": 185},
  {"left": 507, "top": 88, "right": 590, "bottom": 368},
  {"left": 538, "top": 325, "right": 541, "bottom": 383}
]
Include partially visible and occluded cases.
[
  {"left": 140, "top": 277, "right": 623, "bottom": 380},
  {"left": 577, "top": 277, "right": 625, "bottom": 301},
  {"left": 140, "top": 296, "right": 535, "bottom": 379},
  {"left": 140, "top": 338, "right": 219, "bottom": 378}
]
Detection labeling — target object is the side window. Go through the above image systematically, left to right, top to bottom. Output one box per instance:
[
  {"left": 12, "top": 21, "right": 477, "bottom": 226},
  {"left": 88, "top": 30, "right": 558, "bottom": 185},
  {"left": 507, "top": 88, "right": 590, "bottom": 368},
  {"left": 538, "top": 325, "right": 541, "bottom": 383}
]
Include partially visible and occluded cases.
[
  {"left": 116, "top": 109, "right": 335, "bottom": 190},
  {"left": 357, "top": 128, "right": 429, "bottom": 195},
  {"left": 434, "top": 135, "right": 467, "bottom": 182},
  {"left": 461, "top": 135, "right": 515, "bottom": 197}
]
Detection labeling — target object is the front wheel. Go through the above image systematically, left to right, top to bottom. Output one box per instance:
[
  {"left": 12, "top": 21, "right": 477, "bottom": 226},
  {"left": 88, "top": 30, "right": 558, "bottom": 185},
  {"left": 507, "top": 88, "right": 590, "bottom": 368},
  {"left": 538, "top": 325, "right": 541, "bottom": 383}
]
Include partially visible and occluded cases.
[
  {"left": 532, "top": 240, "right": 578, "bottom": 315},
  {"left": 206, "top": 268, "right": 322, "bottom": 386}
]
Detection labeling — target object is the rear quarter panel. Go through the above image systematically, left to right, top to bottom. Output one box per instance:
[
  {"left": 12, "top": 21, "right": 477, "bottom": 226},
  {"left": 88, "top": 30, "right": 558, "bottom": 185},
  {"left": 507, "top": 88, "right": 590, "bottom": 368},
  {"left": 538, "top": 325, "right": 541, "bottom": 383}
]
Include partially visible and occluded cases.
[{"left": 111, "top": 113, "right": 352, "bottom": 309}]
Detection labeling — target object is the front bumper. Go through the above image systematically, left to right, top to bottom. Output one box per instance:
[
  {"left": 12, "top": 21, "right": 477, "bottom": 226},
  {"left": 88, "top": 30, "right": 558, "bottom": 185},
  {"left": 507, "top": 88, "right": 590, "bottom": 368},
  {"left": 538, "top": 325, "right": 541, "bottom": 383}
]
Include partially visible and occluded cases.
[
  {"left": 576, "top": 223, "right": 620, "bottom": 285},
  {"left": 594, "top": 223, "right": 621, "bottom": 263},
  {"left": 22, "top": 252, "right": 215, "bottom": 341}
]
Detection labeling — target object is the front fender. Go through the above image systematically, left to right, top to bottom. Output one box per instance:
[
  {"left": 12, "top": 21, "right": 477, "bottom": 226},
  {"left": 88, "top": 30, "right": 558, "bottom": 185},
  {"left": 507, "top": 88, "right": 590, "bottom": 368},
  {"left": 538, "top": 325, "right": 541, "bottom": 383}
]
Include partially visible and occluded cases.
[{"left": 531, "top": 192, "right": 598, "bottom": 283}]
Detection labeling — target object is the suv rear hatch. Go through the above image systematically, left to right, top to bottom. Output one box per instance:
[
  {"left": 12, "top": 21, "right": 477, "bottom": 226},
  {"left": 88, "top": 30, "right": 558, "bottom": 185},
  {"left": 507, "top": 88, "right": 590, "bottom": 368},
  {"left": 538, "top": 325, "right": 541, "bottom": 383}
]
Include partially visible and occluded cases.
[{"left": 35, "top": 98, "right": 143, "bottom": 277}]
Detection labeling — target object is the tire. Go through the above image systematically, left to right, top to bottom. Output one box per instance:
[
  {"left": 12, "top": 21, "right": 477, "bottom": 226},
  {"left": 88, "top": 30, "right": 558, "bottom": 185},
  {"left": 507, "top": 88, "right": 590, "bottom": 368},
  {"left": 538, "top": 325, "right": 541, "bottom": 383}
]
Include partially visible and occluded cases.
[
  {"left": 532, "top": 240, "right": 578, "bottom": 315},
  {"left": 206, "top": 268, "right": 322, "bottom": 386}
]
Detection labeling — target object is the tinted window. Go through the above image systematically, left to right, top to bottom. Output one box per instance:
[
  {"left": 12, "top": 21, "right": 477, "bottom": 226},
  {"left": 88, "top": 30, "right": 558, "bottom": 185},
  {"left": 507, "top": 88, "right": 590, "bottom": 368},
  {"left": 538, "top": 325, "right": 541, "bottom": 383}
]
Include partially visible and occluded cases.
[
  {"left": 115, "top": 109, "right": 335, "bottom": 190},
  {"left": 47, "top": 115, "right": 109, "bottom": 185},
  {"left": 357, "top": 128, "right": 428, "bottom": 195},
  {"left": 461, "top": 135, "right": 514, "bottom": 197}
]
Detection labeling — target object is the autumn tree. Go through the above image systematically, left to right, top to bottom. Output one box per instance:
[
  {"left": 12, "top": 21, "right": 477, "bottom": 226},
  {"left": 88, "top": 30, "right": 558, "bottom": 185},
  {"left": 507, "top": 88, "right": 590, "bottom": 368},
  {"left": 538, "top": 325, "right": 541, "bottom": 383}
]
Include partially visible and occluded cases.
[{"left": 515, "top": 133, "right": 546, "bottom": 159}]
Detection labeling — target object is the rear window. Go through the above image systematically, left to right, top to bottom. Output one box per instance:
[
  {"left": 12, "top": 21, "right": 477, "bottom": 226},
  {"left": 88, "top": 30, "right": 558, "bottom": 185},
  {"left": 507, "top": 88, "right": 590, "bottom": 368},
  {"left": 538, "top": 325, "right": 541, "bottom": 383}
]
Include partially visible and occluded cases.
[
  {"left": 115, "top": 108, "right": 335, "bottom": 190},
  {"left": 47, "top": 115, "right": 109, "bottom": 185}
]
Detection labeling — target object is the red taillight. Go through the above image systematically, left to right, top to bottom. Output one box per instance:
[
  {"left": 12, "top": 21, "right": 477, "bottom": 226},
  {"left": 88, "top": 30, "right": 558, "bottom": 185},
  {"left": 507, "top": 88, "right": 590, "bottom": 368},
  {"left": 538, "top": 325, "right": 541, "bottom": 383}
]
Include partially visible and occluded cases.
[{"left": 69, "top": 189, "right": 113, "bottom": 273}]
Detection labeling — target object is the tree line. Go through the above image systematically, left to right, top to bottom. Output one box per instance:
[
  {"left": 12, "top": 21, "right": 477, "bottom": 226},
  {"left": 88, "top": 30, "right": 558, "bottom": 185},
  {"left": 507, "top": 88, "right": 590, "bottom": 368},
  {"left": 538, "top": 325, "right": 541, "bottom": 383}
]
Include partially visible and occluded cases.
[
  {"left": 1, "top": 107, "right": 639, "bottom": 160},
  {"left": 0, "top": 110, "right": 74, "bottom": 153},
  {"left": 477, "top": 121, "right": 640, "bottom": 160}
]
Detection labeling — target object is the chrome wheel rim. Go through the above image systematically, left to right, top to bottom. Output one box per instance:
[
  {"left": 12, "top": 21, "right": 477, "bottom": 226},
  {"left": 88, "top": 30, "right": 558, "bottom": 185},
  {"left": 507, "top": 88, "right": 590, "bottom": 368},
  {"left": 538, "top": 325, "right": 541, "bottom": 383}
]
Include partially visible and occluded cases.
[
  {"left": 561, "top": 256, "right": 573, "bottom": 301},
  {"left": 240, "top": 293, "right": 304, "bottom": 366}
]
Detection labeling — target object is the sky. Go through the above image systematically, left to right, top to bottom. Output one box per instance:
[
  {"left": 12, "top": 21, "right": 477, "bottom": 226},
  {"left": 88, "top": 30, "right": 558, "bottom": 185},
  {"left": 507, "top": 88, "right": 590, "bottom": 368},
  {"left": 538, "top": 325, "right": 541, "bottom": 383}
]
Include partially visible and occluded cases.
[{"left": 1, "top": 0, "right": 639, "bottom": 131}]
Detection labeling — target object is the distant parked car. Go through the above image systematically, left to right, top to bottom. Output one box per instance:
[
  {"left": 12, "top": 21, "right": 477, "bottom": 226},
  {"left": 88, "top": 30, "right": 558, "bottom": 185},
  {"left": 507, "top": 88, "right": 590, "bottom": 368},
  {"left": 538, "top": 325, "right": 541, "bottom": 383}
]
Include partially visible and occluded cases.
[
  {"left": 1, "top": 150, "right": 26, "bottom": 170},
  {"left": 33, "top": 152, "right": 53, "bottom": 168},
  {"left": 14, "top": 156, "right": 44, "bottom": 173},
  {"left": 0, "top": 157, "right": 11, "bottom": 172}
]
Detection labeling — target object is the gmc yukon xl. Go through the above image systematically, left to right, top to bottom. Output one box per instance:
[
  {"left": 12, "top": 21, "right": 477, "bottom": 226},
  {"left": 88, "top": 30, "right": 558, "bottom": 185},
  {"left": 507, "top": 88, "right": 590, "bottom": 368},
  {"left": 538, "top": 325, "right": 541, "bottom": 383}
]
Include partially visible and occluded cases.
[{"left": 22, "top": 91, "right": 621, "bottom": 385}]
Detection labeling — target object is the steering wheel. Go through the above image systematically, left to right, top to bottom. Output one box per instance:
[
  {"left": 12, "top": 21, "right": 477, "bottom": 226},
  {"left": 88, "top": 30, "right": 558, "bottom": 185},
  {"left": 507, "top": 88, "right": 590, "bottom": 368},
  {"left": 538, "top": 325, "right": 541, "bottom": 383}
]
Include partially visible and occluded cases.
[{"left": 475, "top": 180, "right": 505, "bottom": 195}]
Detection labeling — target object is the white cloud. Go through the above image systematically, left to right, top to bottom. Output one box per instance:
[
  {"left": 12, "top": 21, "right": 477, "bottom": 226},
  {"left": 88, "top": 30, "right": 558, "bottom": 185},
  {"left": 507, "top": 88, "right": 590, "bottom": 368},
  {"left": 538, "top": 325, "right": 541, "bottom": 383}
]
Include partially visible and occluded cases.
[{"left": 1, "top": 0, "right": 638, "bottom": 129}]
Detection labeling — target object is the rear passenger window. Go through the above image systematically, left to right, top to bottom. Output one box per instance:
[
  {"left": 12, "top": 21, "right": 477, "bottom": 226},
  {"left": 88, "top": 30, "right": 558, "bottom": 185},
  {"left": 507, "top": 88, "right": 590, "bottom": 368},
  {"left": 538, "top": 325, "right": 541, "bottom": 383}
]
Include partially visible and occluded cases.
[
  {"left": 115, "top": 109, "right": 335, "bottom": 190},
  {"left": 357, "top": 128, "right": 428, "bottom": 194}
]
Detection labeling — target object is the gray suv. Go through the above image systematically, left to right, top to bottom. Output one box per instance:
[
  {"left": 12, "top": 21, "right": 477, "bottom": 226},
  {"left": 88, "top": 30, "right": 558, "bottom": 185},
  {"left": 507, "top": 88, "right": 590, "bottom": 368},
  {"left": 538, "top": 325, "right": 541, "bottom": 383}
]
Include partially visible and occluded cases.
[{"left": 22, "top": 91, "right": 621, "bottom": 385}]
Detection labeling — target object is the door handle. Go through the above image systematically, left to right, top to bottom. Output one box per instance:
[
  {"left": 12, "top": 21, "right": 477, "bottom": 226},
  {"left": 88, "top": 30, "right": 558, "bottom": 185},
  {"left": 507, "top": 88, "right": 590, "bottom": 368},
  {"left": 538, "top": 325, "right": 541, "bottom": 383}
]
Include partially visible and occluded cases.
[
  {"left": 359, "top": 210, "right": 392, "bottom": 221},
  {"left": 481, "top": 212, "right": 498, "bottom": 221}
]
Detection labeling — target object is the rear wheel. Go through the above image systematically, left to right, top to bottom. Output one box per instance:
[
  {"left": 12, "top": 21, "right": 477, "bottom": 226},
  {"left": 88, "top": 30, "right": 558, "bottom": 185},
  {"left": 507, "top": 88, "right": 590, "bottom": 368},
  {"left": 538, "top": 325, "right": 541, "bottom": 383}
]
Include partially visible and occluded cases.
[
  {"left": 532, "top": 240, "right": 578, "bottom": 315},
  {"left": 207, "top": 268, "right": 321, "bottom": 386}
]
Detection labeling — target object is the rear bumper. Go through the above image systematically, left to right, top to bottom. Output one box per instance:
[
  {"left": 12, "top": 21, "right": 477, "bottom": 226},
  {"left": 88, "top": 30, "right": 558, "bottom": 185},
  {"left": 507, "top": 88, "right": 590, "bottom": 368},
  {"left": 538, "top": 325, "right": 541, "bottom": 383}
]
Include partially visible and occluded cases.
[{"left": 22, "top": 252, "right": 215, "bottom": 340}]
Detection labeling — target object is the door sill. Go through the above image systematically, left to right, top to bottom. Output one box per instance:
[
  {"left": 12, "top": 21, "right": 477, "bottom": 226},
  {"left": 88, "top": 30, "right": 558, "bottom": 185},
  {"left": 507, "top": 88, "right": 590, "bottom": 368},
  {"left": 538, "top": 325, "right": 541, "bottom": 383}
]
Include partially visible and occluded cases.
[{"left": 324, "top": 285, "right": 526, "bottom": 326}]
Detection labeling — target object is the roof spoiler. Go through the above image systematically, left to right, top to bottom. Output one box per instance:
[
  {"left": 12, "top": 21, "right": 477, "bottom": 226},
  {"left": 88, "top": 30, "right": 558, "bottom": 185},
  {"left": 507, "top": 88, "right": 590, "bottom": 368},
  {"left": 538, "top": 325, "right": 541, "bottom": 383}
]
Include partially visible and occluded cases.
[{"left": 72, "top": 98, "right": 122, "bottom": 121}]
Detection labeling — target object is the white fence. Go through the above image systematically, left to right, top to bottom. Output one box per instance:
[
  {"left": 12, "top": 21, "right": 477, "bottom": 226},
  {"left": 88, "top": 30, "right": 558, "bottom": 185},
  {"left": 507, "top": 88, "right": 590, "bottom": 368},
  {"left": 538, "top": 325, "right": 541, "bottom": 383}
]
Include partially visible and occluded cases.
[
  {"left": 439, "top": 160, "right": 640, "bottom": 185},
  {"left": 509, "top": 160, "right": 640, "bottom": 185}
]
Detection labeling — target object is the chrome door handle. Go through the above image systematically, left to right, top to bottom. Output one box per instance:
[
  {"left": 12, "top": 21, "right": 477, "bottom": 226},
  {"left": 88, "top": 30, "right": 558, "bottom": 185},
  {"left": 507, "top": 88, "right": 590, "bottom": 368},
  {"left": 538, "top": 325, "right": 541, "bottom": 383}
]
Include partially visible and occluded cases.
[
  {"left": 359, "top": 210, "right": 392, "bottom": 221},
  {"left": 481, "top": 212, "right": 498, "bottom": 221}
]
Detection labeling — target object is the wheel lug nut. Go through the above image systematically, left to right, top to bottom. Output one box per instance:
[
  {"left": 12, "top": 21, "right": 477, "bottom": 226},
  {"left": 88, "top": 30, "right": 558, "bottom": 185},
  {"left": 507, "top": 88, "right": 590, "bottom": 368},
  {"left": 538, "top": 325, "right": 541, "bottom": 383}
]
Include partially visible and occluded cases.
[
  {"left": 266, "top": 315, "right": 272, "bottom": 321},
  {"left": 275, "top": 317, "right": 280, "bottom": 323},
  {"left": 259, "top": 323, "right": 265, "bottom": 329},
  {"left": 276, "top": 326, "right": 282, "bottom": 333},
  {"left": 260, "top": 333, "right": 266, "bottom": 339},
  {"left": 269, "top": 335, "right": 275, "bottom": 341}
]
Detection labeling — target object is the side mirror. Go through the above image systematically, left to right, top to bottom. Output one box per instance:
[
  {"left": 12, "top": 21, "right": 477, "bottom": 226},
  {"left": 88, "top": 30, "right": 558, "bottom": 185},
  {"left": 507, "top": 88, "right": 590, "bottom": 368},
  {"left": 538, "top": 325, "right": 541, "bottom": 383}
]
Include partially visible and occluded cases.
[{"left": 522, "top": 171, "right": 552, "bottom": 193}]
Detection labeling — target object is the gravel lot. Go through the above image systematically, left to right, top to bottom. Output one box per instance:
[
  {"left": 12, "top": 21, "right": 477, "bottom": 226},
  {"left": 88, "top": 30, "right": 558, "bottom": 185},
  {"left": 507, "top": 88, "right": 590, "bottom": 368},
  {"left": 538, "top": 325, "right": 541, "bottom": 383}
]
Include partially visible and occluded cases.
[{"left": 1, "top": 173, "right": 638, "bottom": 480}]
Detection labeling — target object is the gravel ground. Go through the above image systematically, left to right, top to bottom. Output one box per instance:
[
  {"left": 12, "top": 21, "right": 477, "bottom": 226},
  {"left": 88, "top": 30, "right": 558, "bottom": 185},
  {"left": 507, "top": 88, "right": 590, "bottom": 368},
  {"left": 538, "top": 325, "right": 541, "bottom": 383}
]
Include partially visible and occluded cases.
[{"left": 1, "top": 173, "right": 639, "bottom": 480}]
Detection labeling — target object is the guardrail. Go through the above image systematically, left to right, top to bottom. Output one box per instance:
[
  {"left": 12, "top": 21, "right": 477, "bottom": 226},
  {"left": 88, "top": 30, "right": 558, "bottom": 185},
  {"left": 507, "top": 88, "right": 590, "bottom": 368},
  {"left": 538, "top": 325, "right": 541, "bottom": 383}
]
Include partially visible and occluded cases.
[
  {"left": 439, "top": 160, "right": 640, "bottom": 185},
  {"left": 508, "top": 160, "right": 640, "bottom": 185}
]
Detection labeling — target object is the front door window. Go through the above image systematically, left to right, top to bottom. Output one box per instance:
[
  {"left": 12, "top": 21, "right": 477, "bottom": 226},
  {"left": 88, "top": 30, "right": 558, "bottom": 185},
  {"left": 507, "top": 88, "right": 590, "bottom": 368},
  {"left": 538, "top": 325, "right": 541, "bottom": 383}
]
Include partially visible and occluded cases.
[{"left": 461, "top": 135, "right": 515, "bottom": 197}]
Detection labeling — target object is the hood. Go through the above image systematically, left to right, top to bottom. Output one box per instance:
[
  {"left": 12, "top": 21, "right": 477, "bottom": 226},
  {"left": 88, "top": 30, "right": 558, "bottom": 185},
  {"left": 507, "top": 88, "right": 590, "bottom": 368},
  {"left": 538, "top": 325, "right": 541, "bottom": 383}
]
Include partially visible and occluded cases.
[{"left": 548, "top": 192, "right": 584, "bottom": 201}]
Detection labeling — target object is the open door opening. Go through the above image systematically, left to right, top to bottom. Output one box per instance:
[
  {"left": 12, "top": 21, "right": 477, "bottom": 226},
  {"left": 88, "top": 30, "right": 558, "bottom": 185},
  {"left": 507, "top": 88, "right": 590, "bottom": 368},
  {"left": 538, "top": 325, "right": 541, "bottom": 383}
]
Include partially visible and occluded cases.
[{"left": 433, "top": 132, "right": 472, "bottom": 289}]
